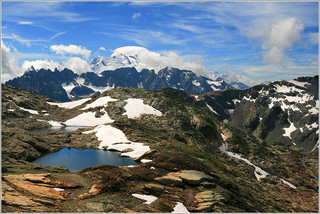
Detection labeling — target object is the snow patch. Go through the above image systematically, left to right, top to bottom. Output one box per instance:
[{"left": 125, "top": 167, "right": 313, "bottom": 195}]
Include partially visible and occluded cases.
[
  {"left": 192, "top": 80, "right": 201, "bottom": 87},
  {"left": 288, "top": 80, "right": 310, "bottom": 88},
  {"left": 61, "top": 83, "right": 76, "bottom": 99},
  {"left": 86, "top": 84, "right": 115, "bottom": 94},
  {"left": 275, "top": 84, "right": 304, "bottom": 94},
  {"left": 81, "top": 96, "right": 117, "bottom": 110},
  {"left": 47, "top": 98, "right": 91, "bottom": 109},
  {"left": 123, "top": 98, "right": 162, "bottom": 118},
  {"left": 232, "top": 99, "right": 241, "bottom": 105},
  {"left": 206, "top": 103, "right": 219, "bottom": 115},
  {"left": 18, "top": 106, "right": 39, "bottom": 115},
  {"left": 227, "top": 109, "right": 234, "bottom": 114},
  {"left": 64, "top": 111, "right": 114, "bottom": 126},
  {"left": 283, "top": 119, "right": 297, "bottom": 140},
  {"left": 48, "top": 120, "right": 64, "bottom": 127},
  {"left": 83, "top": 125, "right": 150, "bottom": 158},
  {"left": 220, "top": 133, "right": 226, "bottom": 142},
  {"left": 219, "top": 143, "right": 269, "bottom": 181},
  {"left": 141, "top": 159, "right": 152, "bottom": 163},
  {"left": 280, "top": 179, "right": 297, "bottom": 189},
  {"left": 53, "top": 188, "right": 64, "bottom": 192},
  {"left": 132, "top": 194, "right": 158, "bottom": 205},
  {"left": 172, "top": 202, "right": 189, "bottom": 213}
]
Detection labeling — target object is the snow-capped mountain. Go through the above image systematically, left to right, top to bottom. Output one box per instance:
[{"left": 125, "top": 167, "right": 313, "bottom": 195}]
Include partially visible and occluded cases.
[
  {"left": 6, "top": 46, "right": 249, "bottom": 101},
  {"left": 185, "top": 75, "right": 319, "bottom": 151}
]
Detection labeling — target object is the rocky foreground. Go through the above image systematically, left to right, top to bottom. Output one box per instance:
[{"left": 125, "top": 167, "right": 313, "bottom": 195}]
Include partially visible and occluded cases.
[{"left": 1, "top": 84, "right": 319, "bottom": 212}]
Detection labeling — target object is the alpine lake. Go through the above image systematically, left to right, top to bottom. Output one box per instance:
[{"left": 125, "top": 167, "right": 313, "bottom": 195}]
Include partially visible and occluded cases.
[{"left": 32, "top": 126, "right": 138, "bottom": 172}]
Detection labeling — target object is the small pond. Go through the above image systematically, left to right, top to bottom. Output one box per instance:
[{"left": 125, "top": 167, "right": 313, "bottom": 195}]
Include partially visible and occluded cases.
[
  {"left": 32, "top": 126, "right": 86, "bottom": 133},
  {"left": 32, "top": 148, "right": 138, "bottom": 172}
]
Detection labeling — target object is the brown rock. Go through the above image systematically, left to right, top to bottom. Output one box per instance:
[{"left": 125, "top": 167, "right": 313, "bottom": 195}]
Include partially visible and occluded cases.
[{"left": 155, "top": 173, "right": 183, "bottom": 186}]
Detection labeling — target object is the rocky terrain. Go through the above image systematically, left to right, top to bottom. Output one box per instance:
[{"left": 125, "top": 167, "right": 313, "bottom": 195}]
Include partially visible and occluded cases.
[{"left": 1, "top": 83, "right": 318, "bottom": 213}]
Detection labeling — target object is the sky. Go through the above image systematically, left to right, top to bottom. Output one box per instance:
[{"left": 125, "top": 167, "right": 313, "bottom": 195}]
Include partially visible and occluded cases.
[{"left": 1, "top": 1, "right": 319, "bottom": 85}]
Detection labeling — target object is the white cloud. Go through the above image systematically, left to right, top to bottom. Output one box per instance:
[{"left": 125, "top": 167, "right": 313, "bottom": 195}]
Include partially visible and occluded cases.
[
  {"left": 132, "top": 12, "right": 141, "bottom": 20},
  {"left": 250, "top": 17, "right": 304, "bottom": 64},
  {"left": 18, "top": 21, "right": 33, "bottom": 25},
  {"left": 50, "top": 32, "right": 66, "bottom": 40},
  {"left": 2, "top": 33, "right": 46, "bottom": 47},
  {"left": 1, "top": 40, "right": 23, "bottom": 82},
  {"left": 50, "top": 44, "right": 91, "bottom": 59},
  {"left": 108, "top": 46, "right": 215, "bottom": 78},
  {"left": 99, "top": 47, "right": 106, "bottom": 51},
  {"left": 22, "top": 57, "right": 91, "bottom": 75},
  {"left": 63, "top": 57, "right": 92, "bottom": 75},
  {"left": 22, "top": 59, "right": 63, "bottom": 71},
  {"left": 221, "top": 68, "right": 257, "bottom": 86}
]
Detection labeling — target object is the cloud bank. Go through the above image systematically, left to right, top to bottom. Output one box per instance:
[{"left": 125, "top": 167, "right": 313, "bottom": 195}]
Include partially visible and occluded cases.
[
  {"left": 250, "top": 17, "right": 304, "bottom": 64},
  {"left": 1, "top": 40, "right": 23, "bottom": 82},
  {"left": 50, "top": 44, "right": 91, "bottom": 59}
]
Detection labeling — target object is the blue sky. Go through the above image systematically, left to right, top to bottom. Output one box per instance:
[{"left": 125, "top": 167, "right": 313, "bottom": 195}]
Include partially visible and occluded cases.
[{"left": 1, "top": 1, "right": 319, "bottom": 85}]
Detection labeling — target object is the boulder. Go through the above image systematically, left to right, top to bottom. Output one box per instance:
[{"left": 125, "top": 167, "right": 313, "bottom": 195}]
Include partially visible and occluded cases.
[
  {"left": 175, "top": 170, "right": 213, "bottom": 185},
  {"left": 155, "top": 173, "right": 183, "bottom": 187}
]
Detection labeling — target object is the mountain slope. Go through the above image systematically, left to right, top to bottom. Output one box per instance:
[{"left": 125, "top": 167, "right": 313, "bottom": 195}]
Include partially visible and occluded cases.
[
  {"left": 177, "top": 75, "right": 319, "bottom": 150},
  {"left": 2, "top": 84, "right": 318, "bottom": 212}
]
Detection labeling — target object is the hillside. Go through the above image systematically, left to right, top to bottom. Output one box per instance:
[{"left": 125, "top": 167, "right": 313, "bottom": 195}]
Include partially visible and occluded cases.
[
  {"left": 175, "top": 75, "right": 319, "bottom": 151},
  {"left": 1, "top": 84, "right": 318, "bottom": 213}
]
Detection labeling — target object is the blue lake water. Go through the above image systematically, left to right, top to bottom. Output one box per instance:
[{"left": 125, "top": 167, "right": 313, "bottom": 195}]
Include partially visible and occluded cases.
[
  {"left": 32, "top": 126, "right": 85, "bottom": 133},
  {"left": 33, "top": 148, "right": 138, "bottom": 172}
]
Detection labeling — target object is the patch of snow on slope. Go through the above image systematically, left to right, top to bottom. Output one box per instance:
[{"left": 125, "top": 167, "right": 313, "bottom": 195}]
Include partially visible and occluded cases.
[
  {"left": 75, "top": 77, "right": 85, "bottom": 85},
  {"left": 192, "top": 80, "right": 201, "bottom": 86},
  {"left": 288, "top": 80, "right": 310, "bottom": 88},
  {"left": 61, "top": 83, "right": 76, "bottom": 99},
  {"left": 86, "top": 84, "right": 115, "bottom": 94},
  {"left": 275, "top": 84, "right": 304, "bottom": 93},
  {"left": 243, "top": 95, "right": 256, "bottom": 102},
  {"left": 81, "top": 96, "right": 117, "bottom": 110},
  {"left": 47, "top": 98, "right": 91, "bottom": 109},
  {"left": 123, "top": 98, "right": 162, "bottom": 118},
  {"left": 232, "top": 99, "right": 241, "bottom": 105},
  {"left": 206, "top": 103, "right": 219, "bottom": 115},
  {"left": 18, "top": 106, "right": 39, "bottom": 115},
  {"left": 227, "top": 109, "right": 234, "bottom": 114},
  {"left": 64, "top": 111, "right": 114, "bottom": 126},
  {"left": 283, "top": 119, "right": 297, "bottom": 140},
  {"left": 48, "top": 120, "right": 64, "bottom": 127},
  {"left": 306, "top": 122, "right": 318, "bottom": 130},
  {"left": 83, "top": 125, "right": 150, "bottom": 158},
  {"left": 220, "top": 133, "right": 226, "bottom": 142},
  {"left": 219, "top": 143, "right": 269, "bottom": 181},
  {"left": 280, "top": 179, "right": 297, "bottom": 189},
  {"left": 132, "top": 194, "right": 157, "bottom": 205},
  {"left": 172, "top": 202, "right": 189, "bottom": 213}
]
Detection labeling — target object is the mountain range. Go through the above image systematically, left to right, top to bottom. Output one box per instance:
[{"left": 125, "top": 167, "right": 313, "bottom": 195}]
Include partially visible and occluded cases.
[{"left": 6, "top": 46, "right": 248, "bottom": 102}]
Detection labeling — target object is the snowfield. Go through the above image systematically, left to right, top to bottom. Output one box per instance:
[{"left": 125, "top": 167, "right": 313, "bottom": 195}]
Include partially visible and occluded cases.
[
  {"left": 81, "top": 96, "right": 117, "bottom": 110},
  {"left": 48, "top": 98, "right": 91, "bottom": 109},
  {"left": 123, "top": 98, "right": 162, "bottom": 118},
  {"left": 64, "top": 110, "right": 114, "bottom": 126},
  {"left": 83, "top": 125, "right": 150, "bottom": 158}
]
